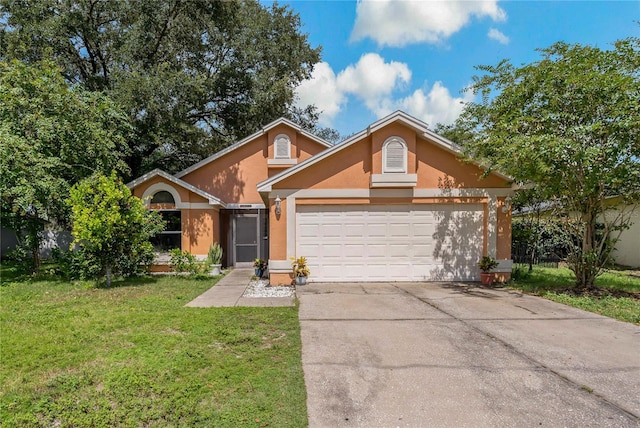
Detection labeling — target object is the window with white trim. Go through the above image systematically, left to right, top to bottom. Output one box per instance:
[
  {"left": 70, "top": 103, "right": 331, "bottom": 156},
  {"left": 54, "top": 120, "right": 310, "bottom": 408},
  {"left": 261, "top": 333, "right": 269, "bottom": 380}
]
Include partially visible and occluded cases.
[
  {"left": 274, "top": 134, "right": 291, "bottom": 159},
  {"left": 382, "top": 137, "right": 407, "bottom": 173}
]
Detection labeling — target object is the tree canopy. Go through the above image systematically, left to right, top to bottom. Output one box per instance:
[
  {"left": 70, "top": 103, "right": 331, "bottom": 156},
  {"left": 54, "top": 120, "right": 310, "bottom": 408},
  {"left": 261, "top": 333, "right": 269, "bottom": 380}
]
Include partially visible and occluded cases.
[
  {"left": 1, "top": 0, "right": 322, "bottom": 178},
  {"left": 460, "top": 37, "right": 640, "bottom": 287},
  {"left": 0, "top": 59, "right": 130, "bottom": 270}
]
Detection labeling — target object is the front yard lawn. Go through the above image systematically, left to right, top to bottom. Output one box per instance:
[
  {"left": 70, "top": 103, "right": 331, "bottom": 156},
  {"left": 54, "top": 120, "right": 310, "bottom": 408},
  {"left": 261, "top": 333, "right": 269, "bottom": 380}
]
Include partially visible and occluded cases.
[
  {"left": 0, "top": 266, "right": 307, "bottom": 427},
  {"left": 509, "top": 266, "right": 640, "bottom": 324}
]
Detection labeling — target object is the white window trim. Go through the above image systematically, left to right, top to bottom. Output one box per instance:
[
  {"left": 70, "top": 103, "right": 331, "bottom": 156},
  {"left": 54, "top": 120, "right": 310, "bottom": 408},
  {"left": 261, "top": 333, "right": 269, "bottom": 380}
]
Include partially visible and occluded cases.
[
  {"left": 274, "top": 134, "right": 291, "bottom": 159},
  {"left": 382, "top": 137, "right": 407, "bottom": 173},
  {"left": 142, "top": 182, "right": 212, "bottom": 209},
  {"left": 143, "top": 183, "right": 182, "bottom": 206}
]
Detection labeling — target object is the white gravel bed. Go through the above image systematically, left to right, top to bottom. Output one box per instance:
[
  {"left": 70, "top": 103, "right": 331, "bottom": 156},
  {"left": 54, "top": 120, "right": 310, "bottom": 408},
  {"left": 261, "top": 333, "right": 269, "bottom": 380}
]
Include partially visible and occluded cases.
[{"left": 242, "top": 278, "right": 295, "bottom": 298}]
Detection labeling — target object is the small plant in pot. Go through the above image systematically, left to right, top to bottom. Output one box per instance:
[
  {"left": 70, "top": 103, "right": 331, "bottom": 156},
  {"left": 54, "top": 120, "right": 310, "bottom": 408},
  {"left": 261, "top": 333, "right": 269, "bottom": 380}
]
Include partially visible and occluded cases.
[
  {"left": 208, "top": 242, "right": 223, "bottom": 275},
  {"left": 292, "top": 256, "right": 310, "bottom": 285},
  {"left": 478, "top": 256, "right": 499, "bottom": 286},
  {"left": 253, "top": 258, "right": 267, "bottom": 278}
]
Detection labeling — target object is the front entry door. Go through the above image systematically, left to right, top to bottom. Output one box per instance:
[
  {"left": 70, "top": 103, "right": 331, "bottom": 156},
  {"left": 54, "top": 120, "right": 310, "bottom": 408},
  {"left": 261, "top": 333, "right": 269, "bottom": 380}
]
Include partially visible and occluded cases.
[{"left": 234, "top": 214, "right": 259, "bottom": 265}]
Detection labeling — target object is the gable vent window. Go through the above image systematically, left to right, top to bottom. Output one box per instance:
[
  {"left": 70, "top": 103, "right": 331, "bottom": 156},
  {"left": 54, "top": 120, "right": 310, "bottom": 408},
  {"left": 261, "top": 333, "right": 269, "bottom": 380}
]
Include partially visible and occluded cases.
[
  {"left": 274, "top": 134, "right": 291, "bottom": 159},
  {"left": 383, "top": 137, "right": 407, "bottom": 173}
]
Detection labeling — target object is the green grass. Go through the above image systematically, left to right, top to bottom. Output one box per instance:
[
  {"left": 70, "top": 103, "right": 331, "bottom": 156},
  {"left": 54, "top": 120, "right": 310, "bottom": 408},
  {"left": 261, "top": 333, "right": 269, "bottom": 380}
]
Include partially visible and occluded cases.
[
  {"left": 0, "top": 265, "right": 308, "bottom": 427},
  {"left": 509, "top": 266, "right": 640, "bottom": 324}
]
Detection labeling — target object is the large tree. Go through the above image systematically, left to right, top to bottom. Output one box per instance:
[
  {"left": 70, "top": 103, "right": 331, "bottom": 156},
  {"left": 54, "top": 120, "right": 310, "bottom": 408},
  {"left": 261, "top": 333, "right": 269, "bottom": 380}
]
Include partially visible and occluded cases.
[
  {"left": 1, "top": 0, "right": 322, "bottom": 178},
  {"left": 460, "top": 37, "right": 640, "bottom": 287},
  {"left": 0, "top": 59, "right": 130, "bottom": 271}
]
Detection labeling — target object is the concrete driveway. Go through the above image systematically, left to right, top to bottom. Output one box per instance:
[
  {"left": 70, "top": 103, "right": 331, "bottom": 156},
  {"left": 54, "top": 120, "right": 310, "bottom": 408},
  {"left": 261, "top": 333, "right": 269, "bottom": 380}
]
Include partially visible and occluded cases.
[{"left": 297, "top": 282, "right": 640, "bottom": 427}]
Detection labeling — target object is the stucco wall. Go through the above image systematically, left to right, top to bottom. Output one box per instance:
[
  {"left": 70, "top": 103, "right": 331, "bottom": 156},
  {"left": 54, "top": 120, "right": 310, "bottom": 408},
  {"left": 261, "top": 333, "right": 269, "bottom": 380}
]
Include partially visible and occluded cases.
[
  {"left": 267, "top": 121, "right": 513, "bottom": 283},
  {"left": 180, "top": 127, "right": 328, "bottom": 204},
  {"left": 607, "top": 207, "right": 640, "bottom": 268},
  {"left": 182, "top": 209, "right": 219, "bottom": 256}
]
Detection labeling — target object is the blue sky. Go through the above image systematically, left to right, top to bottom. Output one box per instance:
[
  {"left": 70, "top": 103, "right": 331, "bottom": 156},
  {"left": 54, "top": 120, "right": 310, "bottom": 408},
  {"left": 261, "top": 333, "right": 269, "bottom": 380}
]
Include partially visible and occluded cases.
[{"left": 271, "top": 0, "right": 640, "bottom": 137}]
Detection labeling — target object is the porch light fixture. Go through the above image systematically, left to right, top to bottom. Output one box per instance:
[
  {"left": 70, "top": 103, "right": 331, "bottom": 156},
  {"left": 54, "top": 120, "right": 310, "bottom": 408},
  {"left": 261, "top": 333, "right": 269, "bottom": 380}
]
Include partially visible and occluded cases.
[
  {"left": 275, "top": 196, "right": 281, "bottom": 215},
  {"left": 502, "top": 196, "right": 512, "bottom": 213}
]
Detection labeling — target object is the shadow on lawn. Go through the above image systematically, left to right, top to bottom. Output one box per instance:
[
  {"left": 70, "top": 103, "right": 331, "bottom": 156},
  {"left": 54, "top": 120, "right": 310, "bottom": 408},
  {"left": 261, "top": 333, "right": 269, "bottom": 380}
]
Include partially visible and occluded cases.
[
  {"left": 0, "top": 261, "right": 166, "bottom": 289},
  {"left": 511, "top": 267, "right": 640, "bottom": 300},
  {"left": 551, "top": 286, "right": 640, "bottom": 300}
]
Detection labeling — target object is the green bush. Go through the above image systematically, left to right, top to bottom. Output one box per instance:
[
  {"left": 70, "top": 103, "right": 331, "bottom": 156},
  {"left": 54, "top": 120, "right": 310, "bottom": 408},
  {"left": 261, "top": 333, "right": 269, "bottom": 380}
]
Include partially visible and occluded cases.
[
  {"left": 4, "top": 242, "right": 35, "bottom": 274},
  {"left": 53, "top": 243, "right": 155, "bottom": 281},
  {"left": 52, "top": 248, "right": 102, "bottom": 280},
  {"left": 169, "top": 249, "right": 200, "bottom": 274}
]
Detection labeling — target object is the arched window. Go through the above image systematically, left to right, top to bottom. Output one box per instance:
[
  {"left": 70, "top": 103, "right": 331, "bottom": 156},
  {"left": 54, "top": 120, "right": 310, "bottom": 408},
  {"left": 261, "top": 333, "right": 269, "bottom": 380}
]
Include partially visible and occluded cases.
[
  {"left": 274, "top": 134, "right": 291, "bottom": 159},
  {"left": 382, "top": 137, "right": 407, "bottom": 173},
  {"left": 151, "top": 191, "right": 175, "bottom": 204}
]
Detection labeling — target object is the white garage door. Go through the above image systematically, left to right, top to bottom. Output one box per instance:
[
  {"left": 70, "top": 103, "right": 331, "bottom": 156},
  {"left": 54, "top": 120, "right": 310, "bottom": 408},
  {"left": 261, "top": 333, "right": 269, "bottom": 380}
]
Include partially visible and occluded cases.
[{"left": 296, "top": 204, "right": 484, "bottom": 282}]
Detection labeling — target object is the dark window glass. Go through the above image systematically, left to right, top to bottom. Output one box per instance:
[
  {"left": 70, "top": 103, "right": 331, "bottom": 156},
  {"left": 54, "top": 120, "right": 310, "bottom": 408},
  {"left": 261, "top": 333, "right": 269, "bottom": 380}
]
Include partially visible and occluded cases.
[
  {"left": 151, "top": 191, "right": 175, "bottom": 204},
  {"left": 150, "top": 211, "right": 181, "bottom": 251},
  {"left": 162, "top": 211, "right": 181, "bottom": 231}
]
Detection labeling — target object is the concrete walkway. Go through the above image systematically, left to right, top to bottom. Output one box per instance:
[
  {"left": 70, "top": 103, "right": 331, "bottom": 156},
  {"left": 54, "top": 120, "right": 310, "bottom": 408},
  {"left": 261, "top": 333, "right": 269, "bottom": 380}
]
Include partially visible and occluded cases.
[
  {"left": 185, "top": 268, "right": 295, "bottom": 307},
  {"left": 298, "top": 282, "right": 640, "bottom": 428}
]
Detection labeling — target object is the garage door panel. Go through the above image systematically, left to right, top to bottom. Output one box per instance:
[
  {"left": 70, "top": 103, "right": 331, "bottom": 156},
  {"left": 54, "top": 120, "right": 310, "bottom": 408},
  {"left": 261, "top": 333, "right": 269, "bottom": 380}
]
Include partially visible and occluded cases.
[
  {"left": 296, "top": 204, "right": 483, "bottom": 282},
  {"left": 298, "top": 223, "right": 319, "bottom": 237},
  {"left": 389, "top": 223, "right": 410, "bottom": 235},
  {"left": 323, "top": 224, "right": 342, "bottom": 237},
  {"left": 345, "top": 224, "right": 365, "bottom": 237},
  {"left": 367, "top": 224, "right": 387, "bottom": 237},
  {"left": 344, "top": 244, "right": 365, "bottom": 257},
  {"left": 368, "top": 244, "right": 387, "bottom": 257},
  {"left": 389, "top": 244, "right": 409, "bottom": 257},
  {"left": 412, "top": 244, "right": 432, "bottom": 257}
]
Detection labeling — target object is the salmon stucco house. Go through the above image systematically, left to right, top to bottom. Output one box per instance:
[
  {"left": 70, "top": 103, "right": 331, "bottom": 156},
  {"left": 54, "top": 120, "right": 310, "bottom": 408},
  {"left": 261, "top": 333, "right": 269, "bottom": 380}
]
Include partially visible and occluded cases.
[{"left": 128, "top": 111, "right": 515, "bottom": 284}]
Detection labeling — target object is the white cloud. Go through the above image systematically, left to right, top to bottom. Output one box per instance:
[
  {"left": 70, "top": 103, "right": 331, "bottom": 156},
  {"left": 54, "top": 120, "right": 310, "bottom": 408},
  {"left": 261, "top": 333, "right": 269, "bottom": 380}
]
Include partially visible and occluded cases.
[
  {"left": 351, "top": 0, "right": 506, "bottom": 47},
  {"left": 488, "top": 28, "right": 509, "bottom": 44},
  {"left": 336, "top": 53, "right": 411, "bottom": 110},
  {"left": 295, "top": 54, "right": 411, "bottom": 126},
  {"left": 295, "top": 55, "right": 472, "bottom": 128},
  {"left": 295, "top": 62, "right": 346, "bottom": 125},
  {"left": 385, "top": 81, "right": 475, "bottom": 127}
]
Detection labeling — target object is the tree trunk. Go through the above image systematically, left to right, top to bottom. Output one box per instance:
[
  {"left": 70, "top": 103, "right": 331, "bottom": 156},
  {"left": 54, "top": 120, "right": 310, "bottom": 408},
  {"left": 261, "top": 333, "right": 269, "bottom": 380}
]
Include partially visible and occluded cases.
[
  {"left": 573, "top": 210, "right": 598, "bottom": 289},
  {"left": 27, "top": 222, "right": 41, "bottom": 274},
  {"left": 105, "top": 264, "right": 112, "bottom": 287}
]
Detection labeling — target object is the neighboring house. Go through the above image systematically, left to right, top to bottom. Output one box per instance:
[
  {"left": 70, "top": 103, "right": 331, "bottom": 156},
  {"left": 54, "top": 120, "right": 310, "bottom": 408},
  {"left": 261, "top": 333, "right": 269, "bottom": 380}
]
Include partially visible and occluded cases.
[
  {"left": 128, "top": 111, "right": 515, "bottom": 283},
  {"left": 606, "top": 197, "right": 640, "bottom": 268},
  {"left": 514, "top": 198, "right": 640, "bottom": 269},
  {"left": 0, "top": 225, "right": 73, "bottom": 260}
]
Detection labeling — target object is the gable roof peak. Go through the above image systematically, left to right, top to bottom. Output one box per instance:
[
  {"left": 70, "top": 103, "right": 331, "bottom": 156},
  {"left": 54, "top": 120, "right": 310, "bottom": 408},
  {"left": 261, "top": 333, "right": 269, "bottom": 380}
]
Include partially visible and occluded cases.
[
  {"left": 257, "top": 110, "right": 511, "bottom": 192},
  {"left": 175, "top": 117, "right": 332, "bottom": 179},
  {"left": 126, "top": 168, "right": 225, "bottom": 207}
]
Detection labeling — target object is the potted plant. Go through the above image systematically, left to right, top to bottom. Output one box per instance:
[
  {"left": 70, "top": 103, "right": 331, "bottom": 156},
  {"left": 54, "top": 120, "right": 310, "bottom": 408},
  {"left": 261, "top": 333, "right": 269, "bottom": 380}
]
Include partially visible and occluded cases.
[
  {"left": 208, "top": 242, "right": 223, "bottom": 275},
  {"left": 292, "top": 256, "right": 310, "bottom": 285},
  {"left": 478, "top": 256, "right": 499, "bottom": 286},
  {"left": 253, "top": 258, "right": 267, "bottom": 278}
]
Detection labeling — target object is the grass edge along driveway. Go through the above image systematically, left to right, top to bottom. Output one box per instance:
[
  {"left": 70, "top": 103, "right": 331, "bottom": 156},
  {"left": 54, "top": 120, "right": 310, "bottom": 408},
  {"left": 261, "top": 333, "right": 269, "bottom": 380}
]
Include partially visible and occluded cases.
[
  {"left": 508, "top": 266, "right": 640, "bottom": 325},
  {"left": 0, "top": 271, "right": 308, "bottom": 427}
]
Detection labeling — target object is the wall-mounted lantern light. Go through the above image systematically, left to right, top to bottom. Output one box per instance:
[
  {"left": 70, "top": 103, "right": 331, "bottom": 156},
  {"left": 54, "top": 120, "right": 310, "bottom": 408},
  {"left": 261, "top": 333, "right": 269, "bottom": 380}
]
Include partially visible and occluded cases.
[
  {"left": 275, "top": 195, "right": 281, "bottom": 215},
  {"left": 502, "top": 196, "right": 512, "bottom": 213}
]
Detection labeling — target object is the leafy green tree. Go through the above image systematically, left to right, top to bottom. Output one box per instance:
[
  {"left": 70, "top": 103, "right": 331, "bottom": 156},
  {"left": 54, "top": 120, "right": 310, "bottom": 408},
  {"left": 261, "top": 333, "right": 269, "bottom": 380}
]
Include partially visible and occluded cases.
[
  {"left": 1, "top": 0, "right": 321, "bottom": 178},
  {"left": 461, "top": 37, "right": 640, "bottom": 288},
  {"left": 0, "top": 59, "right": 130, "bottom": 272},
  {"left": 433, "top": 120, "right": 476, "bottom": 147},
  {"left": 69, "top": 172, "right": 164, "bottom": 287}
]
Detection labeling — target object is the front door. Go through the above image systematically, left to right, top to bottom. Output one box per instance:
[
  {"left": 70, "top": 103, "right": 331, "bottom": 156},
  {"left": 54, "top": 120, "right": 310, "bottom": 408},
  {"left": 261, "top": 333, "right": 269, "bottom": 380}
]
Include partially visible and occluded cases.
[{"left": 234, "top": 214, "right": 259, "bottom": 265}]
